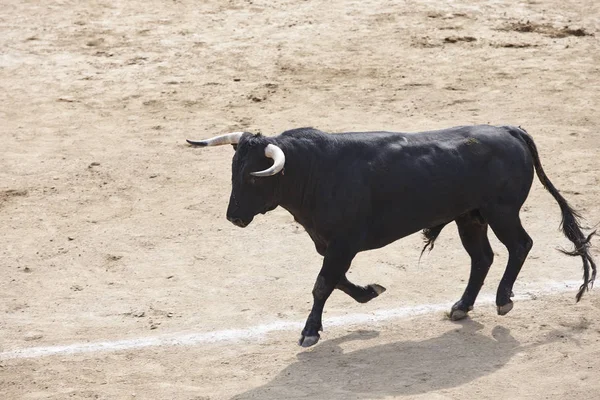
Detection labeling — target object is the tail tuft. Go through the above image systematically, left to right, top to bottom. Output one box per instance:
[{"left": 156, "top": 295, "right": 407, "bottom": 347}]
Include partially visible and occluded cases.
[{"left": 420, "top": 223, "right": 447, "bottom": 260}]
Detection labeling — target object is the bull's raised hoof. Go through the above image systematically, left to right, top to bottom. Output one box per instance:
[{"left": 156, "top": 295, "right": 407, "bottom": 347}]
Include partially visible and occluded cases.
[
  {"left": 356, "top": 284, "right": 386, "bottom": 303},
  {"left": 370, "top": 284, "right": 386, "bottom": 296},
  {"left": 450, "top": 301, "right": 473, "bottom": 321},
  {"left": 497, "top": 301, "right": 514, "bottom": 316},
  {"left": 298, "top": 334, "right": 320, "bottom": 348}
]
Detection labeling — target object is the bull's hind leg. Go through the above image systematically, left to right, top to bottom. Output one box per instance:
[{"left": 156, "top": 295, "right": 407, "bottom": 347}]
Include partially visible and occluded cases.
[
  {"left": 484, "top": 210, "right": 533, "bottom": 315},
  {"left": 451, "top": 212, "right": 494, "bottom": 321},
  {"left": 336, "top": 276, "right": 386, "bottom": 303}
]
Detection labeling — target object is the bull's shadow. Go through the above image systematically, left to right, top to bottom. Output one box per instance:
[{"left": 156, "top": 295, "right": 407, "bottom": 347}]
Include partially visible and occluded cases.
[{"left": 232, "top": 322, "right": 529, "bottom": 399}]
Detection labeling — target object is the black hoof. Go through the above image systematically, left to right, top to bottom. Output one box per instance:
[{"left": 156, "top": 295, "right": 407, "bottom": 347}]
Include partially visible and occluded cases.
[
  {"left": 356, "top": 284, "right": 387, "bottom": 303},
  {"left": 370, "top": 284, "right": 386, "bottom": 296},
  {"left": 450, "top": 301, "right": 473, "bottom": 321},
  {"left": 497, "top": 301, "right": 514, "bottom": 316},
  {"left": 450, "top": 309, "right": 469, "bottom": 321},
  {"left": 298, "top": 324, "right": 323, "bottom": 347},
  {"left": 298, "top": 334, "right": 320, "bottom": 347}
]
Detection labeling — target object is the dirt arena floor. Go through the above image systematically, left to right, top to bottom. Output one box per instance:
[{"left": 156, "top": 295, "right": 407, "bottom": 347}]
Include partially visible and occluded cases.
[{"left": 2, "top": 0, "right": 600, "bottom": 399}]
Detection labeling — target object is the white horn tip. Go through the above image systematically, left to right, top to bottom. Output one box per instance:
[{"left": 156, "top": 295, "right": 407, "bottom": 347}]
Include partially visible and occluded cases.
[{"left": 250, "top": 144, "right": 286, "bottom": 177}]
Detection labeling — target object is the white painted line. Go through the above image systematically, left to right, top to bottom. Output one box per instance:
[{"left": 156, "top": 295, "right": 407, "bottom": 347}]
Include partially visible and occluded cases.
[{"left": 0, "top": 280, "right": 583, "bottom": 360}]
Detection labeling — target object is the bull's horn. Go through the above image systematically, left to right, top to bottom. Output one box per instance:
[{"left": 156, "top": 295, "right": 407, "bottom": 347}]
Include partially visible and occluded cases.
[
  {"left": 186, "top": 132, "right": 244, "bottom": 147},
  {"left": 251, "top": 144, "right": 285, "bottom": 177}
]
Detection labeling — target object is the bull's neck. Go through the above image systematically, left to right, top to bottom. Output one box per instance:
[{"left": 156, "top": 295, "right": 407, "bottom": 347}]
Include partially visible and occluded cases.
[{"left": 275, "top": 139, "right": 321, "bottom": 226}]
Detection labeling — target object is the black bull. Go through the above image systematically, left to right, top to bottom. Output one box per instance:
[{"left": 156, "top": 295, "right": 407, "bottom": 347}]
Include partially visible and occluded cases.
[{"left": 188, "top": 125, "right": 596, "bottom": 347}]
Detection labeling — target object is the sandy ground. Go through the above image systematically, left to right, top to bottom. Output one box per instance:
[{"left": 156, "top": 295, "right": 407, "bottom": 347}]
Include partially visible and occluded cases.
[{"left": 1, "top": 0, "right": 600, "bottom": 399}]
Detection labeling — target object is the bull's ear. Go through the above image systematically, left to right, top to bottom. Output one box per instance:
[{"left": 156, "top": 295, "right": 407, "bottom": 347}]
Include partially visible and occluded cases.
[{"left": 232, "top": 144, "right": 238, "bottom": 151}]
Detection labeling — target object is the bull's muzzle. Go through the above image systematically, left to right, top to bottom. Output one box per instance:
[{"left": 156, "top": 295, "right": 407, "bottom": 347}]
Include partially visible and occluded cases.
[{"left": 227, "top": 215, "right": 250, "bottom": 228}]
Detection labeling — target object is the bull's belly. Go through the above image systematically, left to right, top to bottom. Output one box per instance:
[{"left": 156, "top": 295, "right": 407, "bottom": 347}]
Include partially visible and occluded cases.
[{"left": 362, "top": 208, "right": 466, "bottom": 251}]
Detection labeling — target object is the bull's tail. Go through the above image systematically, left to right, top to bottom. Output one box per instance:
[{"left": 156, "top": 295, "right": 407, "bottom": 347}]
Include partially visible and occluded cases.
[
  {"left": 516, "top": 126, "right": 596, "bottom": 301},
  {"left": 420, "top": 223, "right": 447, "bottom": 260}
]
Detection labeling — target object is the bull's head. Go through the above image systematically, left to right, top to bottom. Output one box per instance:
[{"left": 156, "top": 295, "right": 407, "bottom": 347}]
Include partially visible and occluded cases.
[{"left": 187, "top": 132, "right": 285, "bottom": 228}]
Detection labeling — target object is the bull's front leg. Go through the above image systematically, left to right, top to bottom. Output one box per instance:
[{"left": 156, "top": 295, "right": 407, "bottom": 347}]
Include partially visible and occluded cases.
[
  {"left": 299, "top": 240, "right": 359, "bottom": 347},
  {"left": 336, "top": 275, "right": 386, "bottom": 303}
]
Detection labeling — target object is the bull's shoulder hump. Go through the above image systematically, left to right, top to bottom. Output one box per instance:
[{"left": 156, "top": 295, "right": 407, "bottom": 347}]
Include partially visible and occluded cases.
[{"left": 279, "top": 127, "right": 326, "bottom": 138}]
